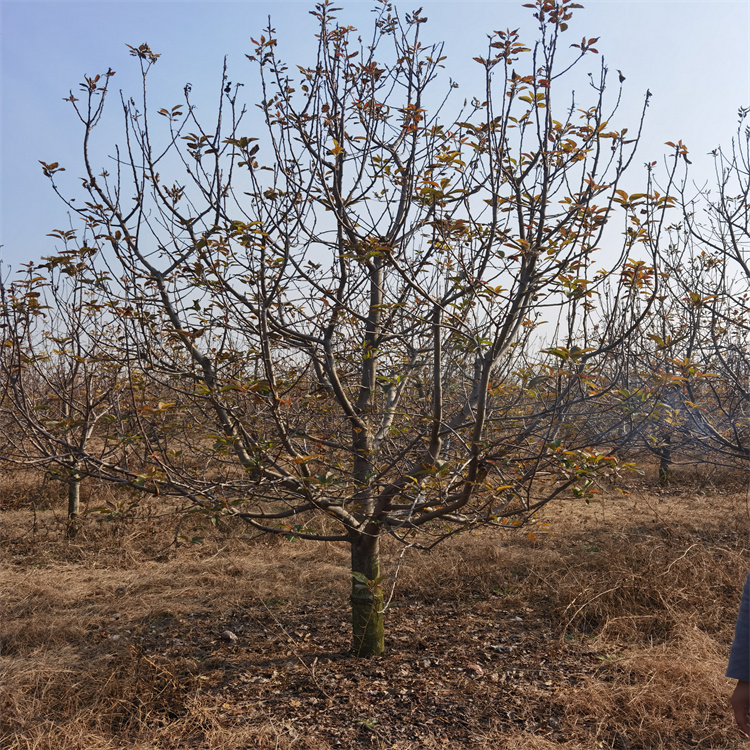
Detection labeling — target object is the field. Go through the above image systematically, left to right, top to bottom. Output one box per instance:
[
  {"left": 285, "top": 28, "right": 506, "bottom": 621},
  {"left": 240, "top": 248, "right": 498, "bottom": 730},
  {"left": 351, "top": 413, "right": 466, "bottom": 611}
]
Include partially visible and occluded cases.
[{"left": 2, "top": 464, "right": 749, "bottom": 749}]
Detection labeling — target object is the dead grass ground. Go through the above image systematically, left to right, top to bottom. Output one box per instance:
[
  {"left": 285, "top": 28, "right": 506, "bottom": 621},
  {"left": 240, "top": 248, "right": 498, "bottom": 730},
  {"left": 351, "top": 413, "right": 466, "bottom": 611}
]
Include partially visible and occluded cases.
[{"left": 1, "top": 464, "right": 749, "bottom": 749}]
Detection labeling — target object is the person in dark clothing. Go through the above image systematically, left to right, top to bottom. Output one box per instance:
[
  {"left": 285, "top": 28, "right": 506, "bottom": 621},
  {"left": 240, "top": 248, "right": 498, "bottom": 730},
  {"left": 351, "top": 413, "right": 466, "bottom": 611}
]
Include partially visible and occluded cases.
[{"left": 729, "top": 573, "right": 750, "bottom": 734}]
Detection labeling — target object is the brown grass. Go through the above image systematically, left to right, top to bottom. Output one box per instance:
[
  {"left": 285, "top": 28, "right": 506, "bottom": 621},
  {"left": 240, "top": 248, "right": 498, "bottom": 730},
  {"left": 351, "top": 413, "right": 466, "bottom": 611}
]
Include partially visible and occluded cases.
[{"left": 2, "top": 463, "right": 749, "bottom": 748}]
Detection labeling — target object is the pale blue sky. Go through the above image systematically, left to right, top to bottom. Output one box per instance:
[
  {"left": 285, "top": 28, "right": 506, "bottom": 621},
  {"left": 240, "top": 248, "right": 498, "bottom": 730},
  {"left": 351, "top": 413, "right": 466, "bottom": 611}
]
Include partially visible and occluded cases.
[{"left": 2, "top": 0, "right": 749, "bottom": 272}]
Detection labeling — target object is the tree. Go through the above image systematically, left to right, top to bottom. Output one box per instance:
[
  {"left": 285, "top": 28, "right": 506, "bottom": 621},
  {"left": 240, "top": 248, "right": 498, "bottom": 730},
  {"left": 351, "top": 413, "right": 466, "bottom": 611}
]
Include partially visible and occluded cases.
[
  {"left": 25, "top": 0, "right": 666, "bottom": 655},
  {"left": 661, "top": 117, "right": 750, "bottom": 472},
  {"left": 0, "top": 257, "right": 129, "bottom": 535}
]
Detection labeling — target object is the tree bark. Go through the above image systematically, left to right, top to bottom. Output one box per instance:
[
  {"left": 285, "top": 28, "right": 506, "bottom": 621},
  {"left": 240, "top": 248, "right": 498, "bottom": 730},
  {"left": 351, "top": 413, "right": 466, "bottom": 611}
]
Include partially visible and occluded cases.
[
  {"left": 658, "top": 433, "right": 672, "bottom": 487},
  {"left": 66, "top": 468, "right": 81, "bottom": 538},
  {"left": 68, "top": 475, "right": 80, "bottom": 518},
  {"left": 350, "top": 531, "right": 384, "bottom": 657}
]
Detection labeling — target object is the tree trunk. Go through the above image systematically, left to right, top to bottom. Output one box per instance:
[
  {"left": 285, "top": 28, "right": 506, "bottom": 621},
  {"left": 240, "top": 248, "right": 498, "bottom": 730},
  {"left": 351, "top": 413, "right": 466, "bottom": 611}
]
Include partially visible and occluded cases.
[
  {"left": 658, "top": 433, "right": 672, "bottom": 487},
  {"left": 66, "top": 469, "right": 81, "bottom": 539},
  {"left": 68, "top": 475, "right": 81, "bottom": 518},
  {"left": 350, "top": 531, "right": 384, "bottom": 657}
]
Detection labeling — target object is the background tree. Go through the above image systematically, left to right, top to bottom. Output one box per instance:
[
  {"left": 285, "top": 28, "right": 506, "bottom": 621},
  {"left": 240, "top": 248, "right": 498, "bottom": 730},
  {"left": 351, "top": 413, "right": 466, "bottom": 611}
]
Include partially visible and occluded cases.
[
  {"left": 24, "top": 0, "right": 670, "bottom": 655},
  {"left": 656, "top": 118, "right": 750, "bottom": 473},
  {"left": 0, "top": 255, "right": 131, "bottom": 535}
]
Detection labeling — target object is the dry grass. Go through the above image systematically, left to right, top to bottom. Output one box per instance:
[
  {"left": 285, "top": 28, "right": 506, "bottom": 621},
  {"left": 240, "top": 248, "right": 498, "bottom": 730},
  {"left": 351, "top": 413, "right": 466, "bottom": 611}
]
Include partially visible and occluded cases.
[{"left": 2, "top": 463, "right": 750, "bottom": 748}]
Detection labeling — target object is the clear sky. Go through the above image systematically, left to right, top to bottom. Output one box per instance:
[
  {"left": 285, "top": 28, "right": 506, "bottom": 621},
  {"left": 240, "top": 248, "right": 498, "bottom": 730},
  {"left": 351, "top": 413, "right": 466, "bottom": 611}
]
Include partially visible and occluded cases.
[{"left": 2, "top": 0, "right": 749, "bottom": 273}]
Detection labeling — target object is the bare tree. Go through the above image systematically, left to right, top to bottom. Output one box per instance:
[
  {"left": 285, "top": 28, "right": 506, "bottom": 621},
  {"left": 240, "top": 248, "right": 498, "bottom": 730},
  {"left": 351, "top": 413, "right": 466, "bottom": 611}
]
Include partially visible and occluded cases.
[
  {"left": 27, "top": 0, "right": 666, "bottom": 655},
  {"left": 661, "top": 114, "right": 750, "bottom": 472},
  {"left": 0, "top": 255, "right": 128, "bottom": 534}
]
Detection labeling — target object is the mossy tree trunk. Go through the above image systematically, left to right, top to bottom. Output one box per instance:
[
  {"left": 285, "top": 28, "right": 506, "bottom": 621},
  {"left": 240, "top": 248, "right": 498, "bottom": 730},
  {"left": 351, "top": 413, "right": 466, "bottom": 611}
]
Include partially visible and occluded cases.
[{"left": 350, "top": 530, "right": 384, "bottom": 657}]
